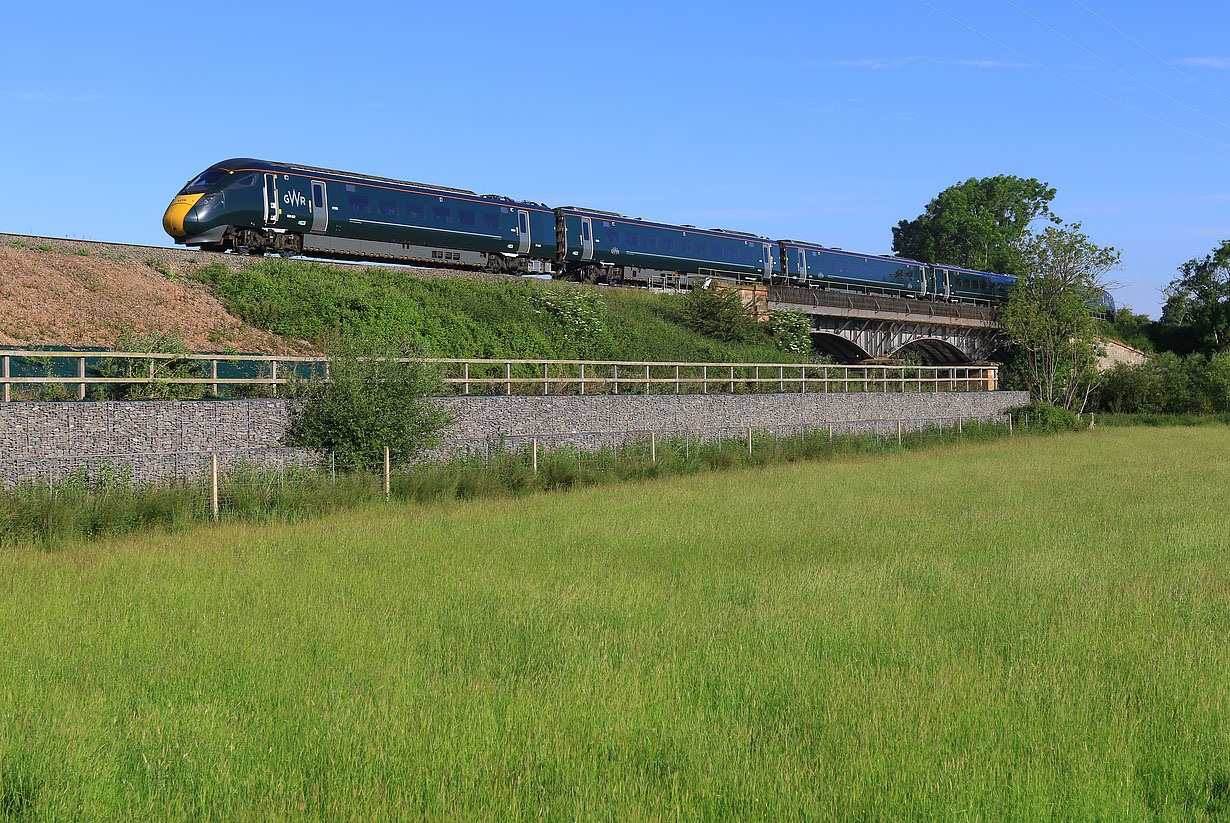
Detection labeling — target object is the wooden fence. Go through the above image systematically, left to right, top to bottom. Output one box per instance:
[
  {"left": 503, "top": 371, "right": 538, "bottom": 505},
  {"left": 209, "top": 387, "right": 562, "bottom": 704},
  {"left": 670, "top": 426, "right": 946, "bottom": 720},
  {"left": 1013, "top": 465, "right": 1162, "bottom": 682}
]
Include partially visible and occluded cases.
[{"left": 0, "top": 349, "right": 998, "bottom": 401}]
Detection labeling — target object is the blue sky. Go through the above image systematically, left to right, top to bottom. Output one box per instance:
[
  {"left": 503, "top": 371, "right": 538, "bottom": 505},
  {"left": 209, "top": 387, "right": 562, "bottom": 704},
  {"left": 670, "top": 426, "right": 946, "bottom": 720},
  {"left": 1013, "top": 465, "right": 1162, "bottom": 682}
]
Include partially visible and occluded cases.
[{"left": 2, "top": 0, "right": 1227, "bottom": 318}]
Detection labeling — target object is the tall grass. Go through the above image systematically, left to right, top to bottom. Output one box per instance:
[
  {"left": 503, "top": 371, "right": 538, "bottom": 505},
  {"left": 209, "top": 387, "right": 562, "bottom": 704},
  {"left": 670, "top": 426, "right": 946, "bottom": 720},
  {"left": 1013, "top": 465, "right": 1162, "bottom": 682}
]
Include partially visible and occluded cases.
[
  {"left": 0, "top": 421, "right": 1010, "bottom": 549},
  {"left": 1, "top": 427, "right": 1228, "bottom": 819}
]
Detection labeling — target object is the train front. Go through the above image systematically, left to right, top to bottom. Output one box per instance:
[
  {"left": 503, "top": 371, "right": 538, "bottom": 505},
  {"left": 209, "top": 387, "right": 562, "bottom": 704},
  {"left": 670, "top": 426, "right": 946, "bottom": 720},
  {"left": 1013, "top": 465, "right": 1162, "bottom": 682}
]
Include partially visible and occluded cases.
[{"left": 162, "top": 160, "right": 251, "bottom": 248}]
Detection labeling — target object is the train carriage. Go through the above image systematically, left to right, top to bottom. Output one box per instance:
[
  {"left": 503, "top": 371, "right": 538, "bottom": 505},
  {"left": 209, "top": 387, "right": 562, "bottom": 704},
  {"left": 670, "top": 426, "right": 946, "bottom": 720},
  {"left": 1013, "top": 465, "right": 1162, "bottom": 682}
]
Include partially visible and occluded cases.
[
  {"left": 164, "top": 159, "right": 558, "bottom": 273},
  {"left": 556, "top": 207, "right": 778, "bottom": 284},
  {"left": 778, "top": 240, "right": 928, "bottom": 297},
  {"left": 930, "top": 264, "right": 1015, "bottom": 304}
]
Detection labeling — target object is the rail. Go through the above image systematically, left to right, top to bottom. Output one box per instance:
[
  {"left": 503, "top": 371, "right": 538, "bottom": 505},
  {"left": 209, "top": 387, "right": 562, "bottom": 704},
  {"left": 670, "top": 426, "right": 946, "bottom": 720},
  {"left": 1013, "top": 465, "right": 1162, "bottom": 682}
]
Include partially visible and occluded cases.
[{"left": 0, "top": 349, "right": 998, "bottom": 400}]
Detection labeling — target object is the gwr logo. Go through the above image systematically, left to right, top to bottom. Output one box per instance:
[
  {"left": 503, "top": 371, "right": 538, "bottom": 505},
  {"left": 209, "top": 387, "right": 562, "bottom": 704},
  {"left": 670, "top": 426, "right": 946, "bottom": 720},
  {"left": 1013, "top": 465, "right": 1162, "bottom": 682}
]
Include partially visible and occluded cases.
[{"left": 283, "top": 190, "right": 307, "bottom": 208}]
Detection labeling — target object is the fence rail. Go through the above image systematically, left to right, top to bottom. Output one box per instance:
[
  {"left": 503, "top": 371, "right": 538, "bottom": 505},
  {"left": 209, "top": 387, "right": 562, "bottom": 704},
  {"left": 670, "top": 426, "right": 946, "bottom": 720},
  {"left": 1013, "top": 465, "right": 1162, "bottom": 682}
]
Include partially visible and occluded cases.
[{"left": 0, "top": 349, "right": 999, "bottom": 401}]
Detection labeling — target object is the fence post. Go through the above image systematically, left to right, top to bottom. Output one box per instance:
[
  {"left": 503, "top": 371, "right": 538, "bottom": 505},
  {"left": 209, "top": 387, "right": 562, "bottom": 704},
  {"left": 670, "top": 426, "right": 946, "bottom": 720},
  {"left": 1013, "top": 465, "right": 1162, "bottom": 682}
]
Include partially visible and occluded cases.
[
  {"left": 2, "top": 354, "right": 9, "bottom": 402},
  {"left": 77, "top": 356, "right": 86, "bottom": 400},
  {"left": 210, "top": 359, "right": 219, "bottom": 396},
  {"left": 270, "top": 359, "right": 278, "bottom": 397},
  {"left": 462, "top": 361, "right": 470, "bottom": 396},
  {"left": 504, "top": 362, "right": 512, "bottom": 396},
  {"left": 542, "top": 363, "right": 549, "bottom": 396},
  {"left": 579, "top": 363, "right": 585, "bottom": 396},
  {"left": 613, "top": 364, "right": 619, "bottom": 395},
  {"left": 645, "top": 364, "right": 651, "bottom": 395},
  {"left": 674, "top": 365, "right": 680, "bottom": 394},
  {"left": 702, "top": 365, "right": 707, "bottom": 394},
  {"left": 729, "top": 365, "right": 735, "bottom": 393},
  {"left": 778, "top": 365, "right": 784, "bottom": 393},
  {"left": 801, "top": 365, "right": 806, "bottom": 394},
  {"left": 1009, "top": 415, "right": 1014, "bottom": 435},
  {"left": 958, "top": 416, "right": 963, "bottom": 435},
  {"left": 897, "top": 420, "right": 902, "bottom": 446},
  {"left": 828, "top": 423, "right": 833, "bottom": 441},
  {"left": 747, "top": 426, "right": 753, "bottom": 455},
  {"left": 650, "top": 430, "right": 656, "bottom": 464},
  {"left": 531, "top": 437, "right": 538, "bottom": 474},
  {"left": 383, "top": 446, "right": 390, "bottom": 498},
  {"left": 331, "top": 451, "right": 336, "bottom": 486},
  {"left": 210, "top": 453, "right": 219, "bottom": 521}
]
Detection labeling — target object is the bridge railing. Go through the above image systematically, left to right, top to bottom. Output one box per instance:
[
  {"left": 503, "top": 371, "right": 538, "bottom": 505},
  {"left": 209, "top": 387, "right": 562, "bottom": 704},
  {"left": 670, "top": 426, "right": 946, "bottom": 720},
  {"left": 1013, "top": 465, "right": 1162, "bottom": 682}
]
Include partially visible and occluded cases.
[{"left": 0, "top": 349, "right": 998, "bottom": 401}]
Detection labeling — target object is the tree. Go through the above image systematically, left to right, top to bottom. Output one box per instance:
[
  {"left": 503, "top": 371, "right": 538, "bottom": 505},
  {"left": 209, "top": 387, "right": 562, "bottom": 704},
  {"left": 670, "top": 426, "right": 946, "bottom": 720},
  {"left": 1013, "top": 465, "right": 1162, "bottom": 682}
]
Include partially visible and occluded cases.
[
  {"left": 892, "top": 175, "right": 1060, "bottom": 274},
  {"left": 999, "top": 224, "right": 1120, "bottom": 411},
  {"left": 1160, "top": 240, "right": 1230, "bottom": 354},
  {"left": 681, "top": 283, "right": 760, "bottom": 343},
  {"left": 286, "top": 336, "right": 451, "bottom": 470}
]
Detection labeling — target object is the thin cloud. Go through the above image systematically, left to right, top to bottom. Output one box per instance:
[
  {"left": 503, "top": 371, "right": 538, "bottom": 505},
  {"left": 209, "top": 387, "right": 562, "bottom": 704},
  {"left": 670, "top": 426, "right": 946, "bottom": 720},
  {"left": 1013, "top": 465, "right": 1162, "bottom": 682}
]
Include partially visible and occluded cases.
[
  {"left": 818, "top": 56, "right": 1030, "bottom": 70},
  {"left": 1173, "top": 57, "right": 1230, "bottom": 69},
  {"left": 0, "top": 90, "right": 104, "bottom": 103}
]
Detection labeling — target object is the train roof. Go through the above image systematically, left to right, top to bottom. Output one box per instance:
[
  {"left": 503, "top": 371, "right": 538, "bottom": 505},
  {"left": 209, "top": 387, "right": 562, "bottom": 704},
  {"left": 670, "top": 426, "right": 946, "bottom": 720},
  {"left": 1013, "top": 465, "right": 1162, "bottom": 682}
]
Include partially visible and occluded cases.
[
  {"left": 212, "top": 158, "right": 482, "bottom": 198},
  {"left": 778, "top": 239, "right": 927, "bottom": 266}
]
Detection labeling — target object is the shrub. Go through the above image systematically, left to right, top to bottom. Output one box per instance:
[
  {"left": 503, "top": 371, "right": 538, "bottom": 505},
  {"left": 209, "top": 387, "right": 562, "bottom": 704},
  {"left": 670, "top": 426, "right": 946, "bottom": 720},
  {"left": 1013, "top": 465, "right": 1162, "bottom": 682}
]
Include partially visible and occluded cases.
[
  {"left": 285, "top": 336, "right": 452, "bottom": 470},
  {"left": 1007, "top": 402, "right": 1081, "bottom": 432}
]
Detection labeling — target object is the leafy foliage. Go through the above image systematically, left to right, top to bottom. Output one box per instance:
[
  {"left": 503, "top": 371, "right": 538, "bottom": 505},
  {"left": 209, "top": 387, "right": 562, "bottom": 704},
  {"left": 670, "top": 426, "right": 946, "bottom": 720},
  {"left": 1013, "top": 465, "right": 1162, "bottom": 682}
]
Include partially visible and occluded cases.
[
  {"left": 891, "top": 175, "right": 1060, "bottom": 274},
  {"left": 999, "top": 224, "right": 1119, "bottom": 410},
  {"left": 1160, "top": 240, "right": 1230, "bottom": 354},
  {"left": 681, "top": 283, "right": 761, "bottom": 343},
  {"left": 769, "top": 309, "right": 812, "bottom": 355},
  {"left": 95, "top": 329, "right": 207, "bottom": 401},
  {"left": 285, "top": 336, "right": 451, "bottom": 470},
  {"left": 1096, "top": 351, "right": 1230, "bottom": 414},
  {"left": 1006, "top": 402, "right": 1083, "bottom": 432}
]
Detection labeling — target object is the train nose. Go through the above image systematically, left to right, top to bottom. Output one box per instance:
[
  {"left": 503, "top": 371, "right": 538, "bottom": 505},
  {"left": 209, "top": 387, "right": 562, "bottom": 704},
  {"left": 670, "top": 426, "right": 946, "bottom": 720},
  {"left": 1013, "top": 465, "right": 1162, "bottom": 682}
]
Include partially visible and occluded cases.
[{"left": 162, "top": 194, "right": 203, "bottom": 238}]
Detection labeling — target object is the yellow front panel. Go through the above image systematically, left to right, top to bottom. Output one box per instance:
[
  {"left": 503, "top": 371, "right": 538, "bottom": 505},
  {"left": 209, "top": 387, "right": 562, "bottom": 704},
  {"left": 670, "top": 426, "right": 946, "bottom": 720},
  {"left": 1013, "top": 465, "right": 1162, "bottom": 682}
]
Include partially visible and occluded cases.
[{"left": 162, "top": 194, "right": 203, "bottom": 237}]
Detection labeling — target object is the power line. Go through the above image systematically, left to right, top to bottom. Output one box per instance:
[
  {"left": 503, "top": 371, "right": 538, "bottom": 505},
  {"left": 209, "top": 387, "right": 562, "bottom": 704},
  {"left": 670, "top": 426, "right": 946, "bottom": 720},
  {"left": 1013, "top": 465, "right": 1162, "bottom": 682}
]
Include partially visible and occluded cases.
[
  {"left": 915, "top": 0, "right": 1230, "bottom": 149},
  {"left": 1001, "top": 0, "right": 1230, "bottom": 132},
  {"left": 1072, "top": 0, "right": 1230, "bottom": 109}
]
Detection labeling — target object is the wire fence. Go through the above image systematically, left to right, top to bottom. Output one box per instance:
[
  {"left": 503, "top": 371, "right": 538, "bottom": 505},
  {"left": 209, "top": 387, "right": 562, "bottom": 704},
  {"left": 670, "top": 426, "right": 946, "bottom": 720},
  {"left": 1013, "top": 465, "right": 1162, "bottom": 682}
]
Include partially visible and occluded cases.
[{"left": 0, "top": 414, "right": 1028, "bottom": 505}]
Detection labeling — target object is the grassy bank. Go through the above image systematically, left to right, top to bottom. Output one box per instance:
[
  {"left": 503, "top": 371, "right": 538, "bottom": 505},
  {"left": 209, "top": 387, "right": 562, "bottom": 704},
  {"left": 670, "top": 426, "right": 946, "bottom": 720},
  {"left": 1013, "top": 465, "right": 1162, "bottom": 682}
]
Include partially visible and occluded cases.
[
  {"left": 194, "top": 258, "right": 800, "bottom": 361},
  {"left": 2, "top": 427, "right": 1230, "bottom": 819}
]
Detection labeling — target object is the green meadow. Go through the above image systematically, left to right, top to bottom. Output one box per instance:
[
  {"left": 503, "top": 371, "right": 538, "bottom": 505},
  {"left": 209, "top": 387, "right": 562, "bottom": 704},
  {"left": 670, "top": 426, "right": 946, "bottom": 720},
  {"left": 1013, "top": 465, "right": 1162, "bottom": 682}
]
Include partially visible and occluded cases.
[{"left": 2, "top": 426, "right": 1229, "bottom": 820}]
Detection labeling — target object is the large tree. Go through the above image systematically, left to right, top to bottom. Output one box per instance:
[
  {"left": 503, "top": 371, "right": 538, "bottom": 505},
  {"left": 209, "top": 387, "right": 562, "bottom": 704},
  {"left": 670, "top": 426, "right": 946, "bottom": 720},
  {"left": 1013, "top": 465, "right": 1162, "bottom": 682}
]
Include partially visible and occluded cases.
[
  {"left": 892, "top": 175, "right": 1060, "bottom": 275},
  {"left": 999, "top": 224, "right": 1120, "bottom": 411},
  {"left": 1160, "top": 240, "right": 1230, "bottom": 354}
]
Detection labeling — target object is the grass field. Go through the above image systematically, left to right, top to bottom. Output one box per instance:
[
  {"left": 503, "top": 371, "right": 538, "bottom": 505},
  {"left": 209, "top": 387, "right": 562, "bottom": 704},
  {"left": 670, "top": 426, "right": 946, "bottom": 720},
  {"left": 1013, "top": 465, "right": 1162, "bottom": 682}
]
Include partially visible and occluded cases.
[{"left": 2, "top": 427, "right": 1229, "bottom": 820}]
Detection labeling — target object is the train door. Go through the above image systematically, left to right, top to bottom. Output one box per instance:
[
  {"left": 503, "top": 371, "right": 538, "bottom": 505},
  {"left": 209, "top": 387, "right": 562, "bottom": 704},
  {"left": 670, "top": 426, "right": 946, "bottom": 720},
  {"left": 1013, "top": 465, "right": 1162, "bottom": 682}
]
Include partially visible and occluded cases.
[
  {"left": 263, "top": 173, "right": 279, "bottom": 226},
  {"left": 310, "top": 181, "right": 329, "bottom": 233},
  {"left": 517, "top": 210, "right": 531, "bottom": 255},
  {"left": 580, "top": 216, "right": 594, "bottom": 260},
  {"left": 762, "top": 243, "right": 771, "bottom": 278},
  {"left": 797, "top": 248, "right": 807, "bottom": 280},
  {"left": 941, "top": 268, "right": 951, "bottom": 298}
]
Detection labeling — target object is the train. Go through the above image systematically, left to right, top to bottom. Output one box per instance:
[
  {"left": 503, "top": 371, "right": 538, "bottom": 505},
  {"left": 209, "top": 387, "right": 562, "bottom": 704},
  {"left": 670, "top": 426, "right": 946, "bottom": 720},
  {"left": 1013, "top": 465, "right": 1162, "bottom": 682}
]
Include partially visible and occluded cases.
[{"left": 162, "top": 158, "right": 1116, "bottom": 313}]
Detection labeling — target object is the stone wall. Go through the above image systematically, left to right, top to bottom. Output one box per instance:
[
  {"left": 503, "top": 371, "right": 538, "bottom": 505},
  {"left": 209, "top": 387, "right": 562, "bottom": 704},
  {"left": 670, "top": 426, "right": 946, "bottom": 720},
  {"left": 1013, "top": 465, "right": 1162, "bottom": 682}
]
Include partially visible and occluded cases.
[{"left": 0, "top": 391, "right": 1029, "bottom": 486}]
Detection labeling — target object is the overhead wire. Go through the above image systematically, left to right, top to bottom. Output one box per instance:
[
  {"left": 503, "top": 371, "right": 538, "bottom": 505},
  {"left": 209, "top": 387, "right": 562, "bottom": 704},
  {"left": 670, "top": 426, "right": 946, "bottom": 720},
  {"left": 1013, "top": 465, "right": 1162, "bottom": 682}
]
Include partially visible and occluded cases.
[
  {"left": 915, "top": 0, "right": 1230, "bottom": 149},
  {"left": 1001, "top": 0, "right": 1230, "bottom": 133},
  {"left": 1071, "top": 0, "right": 1230, "bottom": 109}
]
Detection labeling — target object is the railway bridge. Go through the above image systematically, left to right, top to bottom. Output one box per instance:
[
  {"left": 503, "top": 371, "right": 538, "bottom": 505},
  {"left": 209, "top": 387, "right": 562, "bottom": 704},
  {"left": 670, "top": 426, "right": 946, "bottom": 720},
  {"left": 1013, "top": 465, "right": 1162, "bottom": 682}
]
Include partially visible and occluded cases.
[{"left": 765, "top": 286, "right": 1003, "bottom": 365}]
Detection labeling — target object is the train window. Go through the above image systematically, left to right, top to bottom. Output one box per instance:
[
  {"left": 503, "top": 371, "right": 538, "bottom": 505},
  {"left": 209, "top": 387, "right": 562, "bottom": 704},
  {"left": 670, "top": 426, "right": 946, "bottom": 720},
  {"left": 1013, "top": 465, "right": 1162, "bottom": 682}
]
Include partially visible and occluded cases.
[
  {"left": 233, "top": 173, "right": 257, "bottom": 188},
  {"left": 345, "top": 184, "right": 356, "bottom": 193},
  {"left": 313, "top": 186, "right": 324, "bottom": 208},
  {"left": 348, "top": 195, "right": 370, "bottom": 214},
  {"left": 378, "top": 199, "right": 397, "bottom": 217},
  {"left": 406, "top": 202, "right": 425, "bottom": 220},
  {"left": 432, "top": 205, "right": 451, "bottom": 223},
  {"left": 459, "top": 209, "right": 476, "bottom": 227},
  {"left": 482, "top": 212, "right": 499, "bottom": 230},
  {"left": 607, "top": 229, "right": 621, "bottom": 245},
  {"left": 626, "top": 231, "right": 638, "bottom": 247},
  {"left": 644, "top": 235, "right": 656, "bottom": 250},
  {"left": 661, "top": 237, "right": 674, "bottom": 251},
  {"left": 682, "top": 238, "right": 692, "bottom": 253}
]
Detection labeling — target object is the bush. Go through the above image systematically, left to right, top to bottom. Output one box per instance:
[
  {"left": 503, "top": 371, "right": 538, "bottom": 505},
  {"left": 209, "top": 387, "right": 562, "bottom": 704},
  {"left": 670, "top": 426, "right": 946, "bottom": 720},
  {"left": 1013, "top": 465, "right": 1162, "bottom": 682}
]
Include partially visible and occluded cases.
[
  {"left": 681, "top": 284, "right": 763, "bottom": 344},
  {"left": 285, "top": 336, "right": 452, "bottom": 470},
  {"left": 1007, "top": 402, "right": 1082, "bottom": 432}
]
